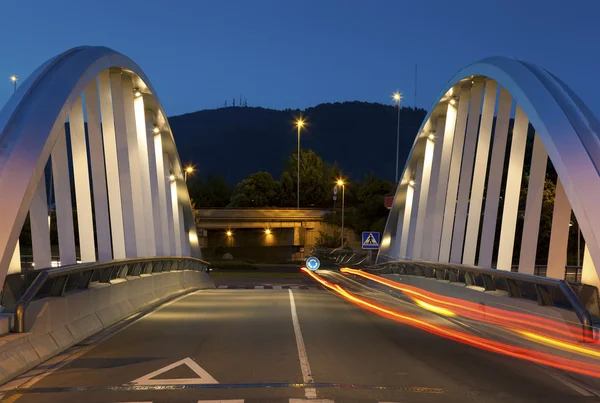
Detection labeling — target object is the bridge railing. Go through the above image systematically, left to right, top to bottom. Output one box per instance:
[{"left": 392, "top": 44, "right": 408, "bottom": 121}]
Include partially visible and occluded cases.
[
  {"left": 6, "top": 257, "right": 209, "bottom": 333},
  {"left": 363, "top": 259, "right": 599, "bottom": 335}
]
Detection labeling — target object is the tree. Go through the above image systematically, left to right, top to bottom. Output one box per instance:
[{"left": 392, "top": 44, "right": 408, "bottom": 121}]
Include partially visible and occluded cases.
[
  {"left": 282, "top": 149, "right": 329, "bottom": 207},
  {"left": 229, "top": 172, "right": 279, "bottom": 207},
  {"left": 187, "top": 173, "right": 232, "bottom": 208}
]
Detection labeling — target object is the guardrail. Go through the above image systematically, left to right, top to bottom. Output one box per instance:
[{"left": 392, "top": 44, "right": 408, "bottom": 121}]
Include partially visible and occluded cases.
[
  {"left": 11, "top": 256, "right": 210, "bottom": 333},
  {"left": 365, "top": 260, "right": 599, "bottom": 336}
]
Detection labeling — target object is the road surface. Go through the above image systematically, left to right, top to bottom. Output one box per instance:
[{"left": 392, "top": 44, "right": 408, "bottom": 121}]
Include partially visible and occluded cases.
[{"left": 0, "top": 274, "right": 595, "bottom": 403}]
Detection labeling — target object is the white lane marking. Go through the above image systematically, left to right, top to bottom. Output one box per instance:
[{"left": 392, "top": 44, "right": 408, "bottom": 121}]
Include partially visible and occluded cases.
[
  {"left": 217, "top": 285, "right": 227, "bottom": 289},
  {"left": 273, "top": 285, "right": 283, "bottom": 290},
  {"left": 255, "top": 286, "right": 264, "bottom": 289},
  {"left": 288, "top": 289, "right": 316, "bottom": 399},
  {"left": 1, "top": 291, "right": 204, "bottom": 392},
  {"left": 130, "top": 357, "right": 218, "bottom": 385},
  {"left": 198, "top": 400, "right": 244, "bottom": 403},
  {"left": 290, "top": 400, "right": 334, "bottom": 402}
]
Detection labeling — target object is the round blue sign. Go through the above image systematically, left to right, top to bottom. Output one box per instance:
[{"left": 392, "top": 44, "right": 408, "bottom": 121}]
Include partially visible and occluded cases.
[{"left": 306, "top": 256, "right": 320, "bottom": 271}]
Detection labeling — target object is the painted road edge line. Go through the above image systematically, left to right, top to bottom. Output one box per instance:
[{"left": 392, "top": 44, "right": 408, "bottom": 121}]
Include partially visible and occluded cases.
[{"left": 288, "top": 289, "right": 317, "bottom": 399}]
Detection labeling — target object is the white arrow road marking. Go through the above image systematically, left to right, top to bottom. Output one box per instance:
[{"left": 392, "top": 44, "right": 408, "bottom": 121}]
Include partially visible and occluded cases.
[{"left": 130, "top": 357, "right": 218, "bottom": 385}]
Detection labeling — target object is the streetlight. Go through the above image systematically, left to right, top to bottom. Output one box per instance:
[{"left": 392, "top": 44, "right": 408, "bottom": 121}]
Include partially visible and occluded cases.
[
  {"left": 10, "top": 75, "right": 18, "bottom": 93},
  {"left": 393, "top": 92, "right": 402, "bottom": 184},
  {"left": 295, "top": 118, "right": 305, "bottom": 209},
  {"left": 184, "top": 166, "right": 194, "bottom": 182},
  {"left": 337, "top": 179, "right": 345, "bottom": 248},
  {"left": 264, "top": 229, "right": 271, "bottom": 235},
  {"left": 226, "top": 230, "right": 232, "bottom": 237}
]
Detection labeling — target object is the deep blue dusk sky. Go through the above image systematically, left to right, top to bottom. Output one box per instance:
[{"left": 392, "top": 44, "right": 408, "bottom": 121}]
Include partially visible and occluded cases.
[{"left": 1, "top": 0, "right": 599, "bottom": 116}]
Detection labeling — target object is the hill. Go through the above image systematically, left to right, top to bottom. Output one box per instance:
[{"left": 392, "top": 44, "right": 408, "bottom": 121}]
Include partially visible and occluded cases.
[{"left": 168, "top": 102, "right": 427, "bottom": 185}]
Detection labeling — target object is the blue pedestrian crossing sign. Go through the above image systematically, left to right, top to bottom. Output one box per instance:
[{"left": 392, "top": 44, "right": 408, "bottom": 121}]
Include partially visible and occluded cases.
[
  {"left": 362, "top": 232, "right": 380, "bottom": 250},
  {"left": 306, "top": 256, "right": 321, "bottom": 271}
]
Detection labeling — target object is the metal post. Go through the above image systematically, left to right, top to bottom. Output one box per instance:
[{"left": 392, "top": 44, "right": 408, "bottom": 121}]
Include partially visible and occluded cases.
[
  {"left": 395, "top": 102, "right": 401, "bottom": 183},
  {"left": 297, "top": 125, "right": 301, "bottom": 209},
  {"left": 341, "top": 184, "right": 345, "bottom": 248}
]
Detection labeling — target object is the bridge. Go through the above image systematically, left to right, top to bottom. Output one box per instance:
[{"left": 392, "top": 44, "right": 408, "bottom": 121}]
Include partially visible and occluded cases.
[{"left": 0, "top": 47, "right": 599, "bottom": 402}]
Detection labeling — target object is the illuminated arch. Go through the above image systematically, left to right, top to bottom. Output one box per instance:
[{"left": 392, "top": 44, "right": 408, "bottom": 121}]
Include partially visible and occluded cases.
[
  {"left": 0, "top": 46, "right": 200, "bottom": 288},
  {"left": 379, "top": 57, "right": 600, "bottom": 287}
]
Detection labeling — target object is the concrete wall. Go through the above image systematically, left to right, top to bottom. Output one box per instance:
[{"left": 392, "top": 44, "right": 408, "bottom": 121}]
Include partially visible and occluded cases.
[{"left": 0, "top": 270, "right": 213, "bottom": 385}]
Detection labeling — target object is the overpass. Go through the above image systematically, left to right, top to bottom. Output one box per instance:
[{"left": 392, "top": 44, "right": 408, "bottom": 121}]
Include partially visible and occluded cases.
[{"left": 0, "top": 47, "right": 600, "bottom": 402}]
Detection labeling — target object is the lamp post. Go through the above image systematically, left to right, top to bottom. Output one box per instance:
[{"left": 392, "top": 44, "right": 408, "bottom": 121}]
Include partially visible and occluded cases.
[
  {"left": 10, "top": 75, "right": 18, "bottom": 93},
  {"left": 393, "top": 92, "right": 402, "bottom": 183},
  {"left": 295, "top": 119, "right": 304, "bottom": 209},
  {"left": 184, "top": 166, "right": 194, "bottom": 182},
  {"left": 337, "top": 179, "right": 345, "bottom": 248}
]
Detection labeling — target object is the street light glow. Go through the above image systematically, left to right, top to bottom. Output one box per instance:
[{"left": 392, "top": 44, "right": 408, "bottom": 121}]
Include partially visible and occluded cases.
[
  {"left": 10, "top": 75, "right": 17, "bottom": 82},
  {"left": 134, "top": 89, "right": 142, "bottom": 97},
  {"left": 393, "top": 92, "right": 402, "bottom": 103},
  {"left": 450, "top": 98, "right": 457, "bottom": 105},
  {"left": 296, "top": 119, "right": 304, "bottom": 128},
  {"left": 153, "top": 127, "right": 160, "bottom": 134},
  {"left": 428, "top": 133, "right": 435, "bottom": 140},
  {"left": 185, "top": 166, "right": 194, "bottom": 174},
  {"left": 169, "top": 174, "right": 175, "bottom": 181},
  {"left": 337, "top": 179, "right": 344, "bottom": 186},
  {"left": 409, "top": 180, "right": 416, "bottom": 186},
  {"left": 265, "top": 229, "right": 272, "bottom": 235},
  {"left": 226, "top": 230, "right": 233, "bottom": 237}
]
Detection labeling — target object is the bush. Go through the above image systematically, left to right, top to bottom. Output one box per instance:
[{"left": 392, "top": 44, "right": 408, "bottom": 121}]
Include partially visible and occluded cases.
[{"left": 315, "top": 230, "right": 341, "bottom": 248}]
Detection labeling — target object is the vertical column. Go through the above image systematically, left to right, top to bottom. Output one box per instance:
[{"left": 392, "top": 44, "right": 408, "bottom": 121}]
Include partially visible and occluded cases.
[
  {"left": 98, "top": 71, "right": 126, "bottom": 259},
  {"left": 110, "top": 71, "right": 138, "bottom": 258},
  {"left": 122, "top": 77, "right": 147, "bottom": 257},
  {"left": 85, "top": 79, "right": 112, "bottom": 261},
  {"left": 462, "top": 80, "right": 498, "bottom": 265},
  {"left": 451, "top": 81, "right": 485, "bottom": 263},
  {"left": 439, "top": 88, "right": 471, "bottom": 263},
  {"left": 478, "top": 88, "right": 512, "bottom": 267},
  {"left": 69, "top": 96, "right": 96, "bottom": 262},
  {"left": 133, "top": 96, "right": 156, "bottom": 256},
  {"left": 429, "top": 104, "right": 458, "bottom": 261},
  {"left": 496, "top": 105, "right": 528, "bottom": 271},
  {"left": 145, "top": 111, "right": 164, "bottom": 256},
  {"left": 420, "top": 120, "right": 445, "bottom": 259},
  {"left": 51, "top": 125, "right": 76, "bottom": 265},
  {"left": 518, "top": 134, "right": 548, "bottom": 274},
  {"left": 155, "top": 135, "right": 171, "bottom": 255},
  {"left": 409, "top": 144, "right": 432, "bottom": 259},
  {"left": 164, "top": 155, "right": 177, "bottom": 255},
  {"left": 405, "top": 158, "right": 424, "bottom": 258},
  {"left": 29, "top": 175, "right": 51, "bottom": 269},
  {"left": 546, "top": 178, "right": 571, "bottom": 279},
  {"left": 171, "top": 179, "right": 182, "bottom": 256},
  {"left": 398, "top": 184, "right": 415, "bottom": 259},
  {"left": 178, "top": 203, "right": 188, "bottom": 256},
  {"left": 389, "top": 204, "right": 405, "bottom": 260},
  {"left": 8, "top": 241, "right": 21, "bottom": 274},
  {"left": 582, "top": 245, "right": 600, "bottom": 288}
]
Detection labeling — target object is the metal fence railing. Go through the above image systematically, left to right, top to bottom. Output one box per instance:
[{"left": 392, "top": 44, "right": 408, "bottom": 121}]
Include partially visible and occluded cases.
[
  {"left": 1, "top": 257, "right": 210, "bottom": 333},
  {"left": 364, "top": 260, "right": 599, "bottom": 336}
]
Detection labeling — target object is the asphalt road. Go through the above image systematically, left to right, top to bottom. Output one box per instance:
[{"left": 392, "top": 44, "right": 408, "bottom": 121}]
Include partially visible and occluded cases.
[{"left": 0, "top": 274, "right": 597, "bottom": 403}]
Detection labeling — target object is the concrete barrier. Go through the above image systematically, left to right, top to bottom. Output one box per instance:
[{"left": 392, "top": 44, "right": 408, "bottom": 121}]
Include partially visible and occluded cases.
[
  {"left": 0, "top": 270, "right": 213, "bottom": 385},
  {"left": 381, "top": 274, "right": 582, "bottom": 337}
]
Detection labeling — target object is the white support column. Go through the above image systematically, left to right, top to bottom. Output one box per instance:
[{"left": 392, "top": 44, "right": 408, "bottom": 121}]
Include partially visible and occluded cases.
[
  {"left": 98, "top": 71, "right": 126, "bottom": 259},
  {"left": 110, "top": 71, "right": 138, "bottom": 258},
  {"left": 122, "top": 78, "right": 147, "bottom": 257},
  {"left": 85, "top": 79, "right": 112, "bottom": 261},
  {"left": 462, "top": 80, "right": 498, "bottom": 265},
  {"left": 451, "top": 81, "right": 485, "bottom": 263},
  {"left": 478, "top": 87, "right": 512, "bottom": 267},
  {"left": 439, "top": 88, "right": 471, "bottom": 263},
  {"left": 69, "top": 96, "right": 96, "bottom": 262},
  {"left": 133, "top": 96, "right": 156, "bottom": 256},
  {"left": 429, "top": 104, "right": 458, "bottom": 261},
  {"left": 496, "top": 105, "right": 529, "bottom": 271},
  {"left": 145, "top": 110, "right": 164, "bottom": 256},
  {"left": 421, "top": 118, "right": 445, "bottom": 258},
  {"left": 51, "top": 125, "right": 76, "bottom": 265},
  {"left": 518, "top": 134, "right": 548, "bottom": 274},
  {"left": 155, "top": 136, "right": 171, "bottom": 255},
  {"left": 164, "top": 156, "right": 177, "bottom": 255},
  {"left": 406, "top": 158, "right": 424, "bottom": 259},
  {"left": 29, "top": 175, "right": 51, "bottom": 269},
  {"left": 547, "top": 178, "right": 571, "bottom": 279},
  {"left": 171, "top": 179, "right": 182, "bottom": 256},
  {"left": 398, "top": 184, "right": 415, "bottom": 259},
  {"left": 178, "top": 203, "right": 188, "bottom": 256},
  {"left": 389, "top": 203, "right": 405, "bottom": 260},
  {"left": 8, "top": 241, "right": 21, "bottom": 274},
  {"left": 582, "top": 245, "right": 600, "bottom": 288}
]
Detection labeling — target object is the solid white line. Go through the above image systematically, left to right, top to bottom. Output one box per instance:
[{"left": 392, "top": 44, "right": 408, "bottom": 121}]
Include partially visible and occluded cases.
[
  {"left": 273, "top": 285, "right": 283, "bottom": 290},
  {"left": 288, "top": 289, "right": 316, "bottom": 399}
]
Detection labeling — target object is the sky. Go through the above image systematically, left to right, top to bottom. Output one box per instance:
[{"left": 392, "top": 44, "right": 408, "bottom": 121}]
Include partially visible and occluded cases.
[{"left": 1, "top": 0, "right": 599, "bottom": 117}]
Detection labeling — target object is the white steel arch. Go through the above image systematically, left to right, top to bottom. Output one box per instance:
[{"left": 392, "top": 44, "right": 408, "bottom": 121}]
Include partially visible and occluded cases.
[
  {"left": 0, "top": 46, "right": 201, "bottom": 289},
  {"left": 379, "top": 57, "right": 600, "bottom": 288}
]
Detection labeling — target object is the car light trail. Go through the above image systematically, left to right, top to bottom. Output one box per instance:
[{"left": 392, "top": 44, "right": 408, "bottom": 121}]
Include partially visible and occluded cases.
[
  {"left": 301, "top": 267, "right": 600, "bottom": 378},
  {"left": 339, "top": 267, "right": 595, "bottom": 343}
]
